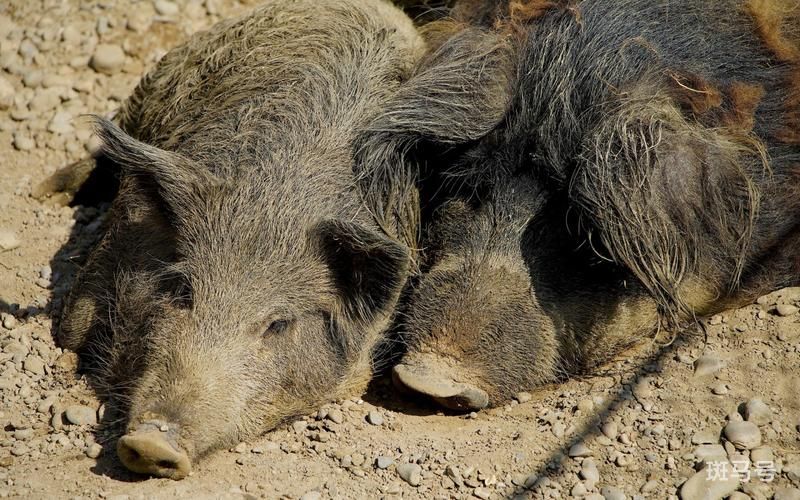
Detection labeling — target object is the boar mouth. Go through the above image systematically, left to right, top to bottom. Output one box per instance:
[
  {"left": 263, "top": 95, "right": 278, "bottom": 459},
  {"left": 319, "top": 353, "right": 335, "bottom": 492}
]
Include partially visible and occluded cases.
[{"left": 392, "top": 354, "right": 489, "bottom": 411}]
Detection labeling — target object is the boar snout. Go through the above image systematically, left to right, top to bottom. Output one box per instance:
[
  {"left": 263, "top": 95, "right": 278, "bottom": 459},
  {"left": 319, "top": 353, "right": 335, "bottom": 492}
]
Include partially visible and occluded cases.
[
  {"left": 392, "top": 353, "right": 489, "bottom": 411},
  {"left": 117, "top": 420, "right": 191, "bottom": 480}
]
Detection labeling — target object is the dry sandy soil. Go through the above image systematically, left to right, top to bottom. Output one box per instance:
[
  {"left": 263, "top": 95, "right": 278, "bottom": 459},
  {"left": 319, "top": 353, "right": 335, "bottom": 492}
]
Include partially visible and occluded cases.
[{"left": 0, "top": 1, "right": 799, "bottom": 499}]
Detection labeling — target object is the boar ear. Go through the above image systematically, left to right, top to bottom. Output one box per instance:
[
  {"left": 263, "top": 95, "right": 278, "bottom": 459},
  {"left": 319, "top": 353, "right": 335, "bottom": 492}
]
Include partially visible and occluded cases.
[
  {"left": 357, "top": 25, "right": 512, "bottom": 172},
  {"left": 93, "top": 117, "right": 218, "bottom": 218},
  {"left": 313, "top": 219, "right": 409, "bottom": 324}
]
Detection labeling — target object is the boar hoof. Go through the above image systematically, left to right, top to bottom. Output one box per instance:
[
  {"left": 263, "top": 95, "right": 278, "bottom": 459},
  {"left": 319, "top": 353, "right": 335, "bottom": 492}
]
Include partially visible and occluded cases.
[
  {"left": 392, "top": 357, "right": 489, "bottom": 412},
  {"left": 117, "top": 427, "right": 190, "bottom": 480}
]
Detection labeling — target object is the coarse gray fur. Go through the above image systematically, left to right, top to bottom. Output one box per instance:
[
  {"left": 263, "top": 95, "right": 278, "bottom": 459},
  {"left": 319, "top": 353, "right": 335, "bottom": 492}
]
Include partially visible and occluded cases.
[
  {"left": 57, "top": 0, "right": 426, "bottom": 470},
  {"left": 360, "top": 0, "right": 800, "bottom": 406}
]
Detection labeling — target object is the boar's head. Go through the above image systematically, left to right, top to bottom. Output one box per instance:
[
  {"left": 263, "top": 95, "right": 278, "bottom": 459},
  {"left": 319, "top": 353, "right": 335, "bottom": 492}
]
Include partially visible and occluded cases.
[{"left": 91, "top": 120, "right": 409, "bottom": 479}]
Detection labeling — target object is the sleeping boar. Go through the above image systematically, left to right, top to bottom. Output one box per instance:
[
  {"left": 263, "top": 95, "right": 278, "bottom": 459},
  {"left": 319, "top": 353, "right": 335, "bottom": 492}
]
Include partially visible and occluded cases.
[
  {"left": 48, "top": 0, "right": 428, "bottom": 479},
  {"left": 359, "top": 0, "right": 800, "bottom": 410}
]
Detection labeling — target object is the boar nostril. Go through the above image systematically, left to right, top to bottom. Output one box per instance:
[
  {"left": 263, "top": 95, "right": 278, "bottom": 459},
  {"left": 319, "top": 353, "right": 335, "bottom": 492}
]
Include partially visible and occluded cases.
[{"left": 117, "top": 428, "right": 191, "bottom": 480}]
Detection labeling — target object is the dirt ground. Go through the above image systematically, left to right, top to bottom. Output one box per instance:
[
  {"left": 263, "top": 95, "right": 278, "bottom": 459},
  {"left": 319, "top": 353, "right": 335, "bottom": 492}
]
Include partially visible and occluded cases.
[{"left": 0, "top": 1, "right": 798, "bottom": 499}]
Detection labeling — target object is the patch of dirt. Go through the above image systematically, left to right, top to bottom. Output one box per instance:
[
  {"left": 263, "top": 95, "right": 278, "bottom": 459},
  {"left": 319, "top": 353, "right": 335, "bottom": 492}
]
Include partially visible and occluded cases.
[{"left": 0, "top": 1, "right": 798, "bottom": 499}]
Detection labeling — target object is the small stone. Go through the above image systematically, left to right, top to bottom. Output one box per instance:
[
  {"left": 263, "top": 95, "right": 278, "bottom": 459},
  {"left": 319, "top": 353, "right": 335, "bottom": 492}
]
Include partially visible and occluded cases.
[
  {"left": 154, "top": 0, "right": 180, "bottom": 15},
  {"left": 89, "top": 44, "right": 125, "bottom": 75},
  {"left": 0, "top": 75, "right": 13, "bottom": 109},
  {"left": 47, "top": 111, "right": 73, "bottom": 135},
  {"left": 12, "top": 132, "right": 34, "bottom": 152},
  {"left": 776, "top": 304, "right": 799, "bottom": 317},
  {"left": 2, "top": 313, "right": 17, "bottom": 330},
  {"left": 694, "top": 354, "right": 724, "bottom": 377},
  {"left": 23, "top": 357, "right": 45, "bottom": 375},
  {"left": 711, "top": 383, "right": 728, "bottom": 395},
  {"left": 516, "top": 392, "right": 532, "bottom": 403},
  {"left": 577, "top": 398, "right": 594, "bottom": 413},
  {"left": 744, "top": 399, "right": 772, "bottom": 426},
  {"left": 64, "top": 405, "right": 98, "bottom": 426},
  {"left": 326, "top": 409, "right": 344, "bottom": 424},
  {"left": 366, "top": 410, "right": 384, "bottom": 426},
  {"left": 292, "top": 420, "right": 307, "bottom": 434},
  {"left": 723, "top": 421, "right": 762, "bottom": 450},
  {"left": 601, "top": 422, "right": 619, "bottom": 440},
  {"left": 13, "top": 428, "right": 33, "bottom": 440},
  {"left": 691, "top": 430, "right": 719, "bottom": 445},
  {"left": 233, "top": 442, "right": 247, "bottom": 453},
  {"left": 569, "top": 442, "right": 593, "bottom": 458},
  {"left": 85, "top": 443, "right": 102, "bottom": 459},
  {"left": 10, "top": 444, "right": 29, "bottom": 457},
  {"left": 694, "top": 444, "right": 727, "bottom": 464},
  {"left": 749, "top": 446, "right": 773, "bottom": 464},
  {"left": 376, "top": 456, "right": 394, "bottom": 469},
  {"left": 581, "top": 460, "right": 600, "bottom": 482},
  {"left": 397, "top": 463, "right": 422, "bottom": 486},
  {"left": 679, "top": 463, "right": 740, "bottom": 500},
  {"left": 523, "top": 474, "right": 538, "bottom": 489},
  {"left": 640, "top": 480, "right": 658, "bottom": 494},
  {"left": 572, "top": 482, "right": 588, "bottom": 497},
  {"left": 600, "top": 485, "right": 627, "bottom": 500},
  {"left": 473, "top": 487, "right": 491, "bottom": 499},
  {"left": 774, "top": 488, "right": 800, "bottom": 500},
  {"left": 299, "top": 492, "right": 321, "bottom": 500},
  {"left": 727, "top": 493, "right": 750, "bottom": 500}
]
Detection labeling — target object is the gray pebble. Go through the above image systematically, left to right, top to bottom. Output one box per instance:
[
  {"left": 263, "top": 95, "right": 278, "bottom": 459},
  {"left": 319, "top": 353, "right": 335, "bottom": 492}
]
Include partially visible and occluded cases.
[
  {"left": 154, "top": 0, "right": 180, "bottom": 15},
  {"left": 89, "top": 44, "right": 125, "bottom": 75},
  {"left": 0, "top": 75, "right": 13, "bottom": 109},
  {"left": 47, "top": 111, "right": 73, "bottom": 135},
  {"left": 11, "top": 131, "right": 34, "bottom": 151},
  {"left": 776, "top": 304, "right": 799, "bottom": 317},
  {"left": 1, "top": 312, "right": 17, "bottom": 330},
  {"left": 694, "top": 354, "right": 724, "bottom": 377},
  {"left": 23, "top": 356, "right": 45, "bottom": 375},
  {"left": 711, "top": 383, "right": 728, "bottom": 395},
  {"left": 516, "top": 392, "right": 532, "bottom": 403},
  {"left": 744, "top": 398, "right": 772, "bottom": 425},
  {"left": 64, "top": 405, "right": 98, "bottom": 426},
  {"left": 326, "top": 408, "right": 343, "bottom": 424},
  {"left": 366, "top": 410, "right": 384, "bottom": 426},
  {"left": 601, "top": 421, "right": 618, "bottom": 440},
  {"left": 723, "top": 421, "right": 762, "bottom": 450},
  {"left": 13, "top": 428, "right": 33, "bottom": 440},
  {"left": 568, "top": 442, "right": 593, "bottom": 458},
  {"left": 85, "top": 443, "right": 102, "bottom": 459},
  {"left": 10, "top": 444, "right": 29, "bottom": 456},
  {"left": 375, "top": 456, "right": 394, "bottom": 469},
  {"left": 580, "top": 459, "right": 600, "bottom": 482},
  {"left": 396, "top": 462, "right": 422, "bottom": 486},
  {"left": 679, "top": 463, "right": 740, "bottom": 500},
  {"left": 600, "top": 486, "right": 627, "bottom": 500},
  {"left": 473, "top": 487, "right": 491, "bottom": 499},
  {"left": 774, "top": 488, "right": 800, "bottom": 500},
  {"left": 299, "top": 491, "right": 321, "bottom": 500}
]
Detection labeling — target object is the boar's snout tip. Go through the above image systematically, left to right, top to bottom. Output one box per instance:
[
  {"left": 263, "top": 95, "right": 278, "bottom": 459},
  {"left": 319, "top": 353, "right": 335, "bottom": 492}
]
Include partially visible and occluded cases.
[
  {"left": 392, "top": 357, "right": 489, "bottom": 412},
  {"left": 117, "top": 428, "right": 191, "bottom": 480}
]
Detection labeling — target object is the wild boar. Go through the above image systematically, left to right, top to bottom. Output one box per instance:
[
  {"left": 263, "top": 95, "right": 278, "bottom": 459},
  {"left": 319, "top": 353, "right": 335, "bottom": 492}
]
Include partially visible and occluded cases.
[
  {"left": 51, "top": 0, "right": 427, "bottom": 479},
  {"left": 359, "top": 0, "right": 800, "bottom": 410}
]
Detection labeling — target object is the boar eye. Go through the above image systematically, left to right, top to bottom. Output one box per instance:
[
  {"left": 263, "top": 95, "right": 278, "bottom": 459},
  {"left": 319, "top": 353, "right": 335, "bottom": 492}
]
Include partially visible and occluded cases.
[{"left": 264, "top": 319, "right": 290, "bottom": 337}]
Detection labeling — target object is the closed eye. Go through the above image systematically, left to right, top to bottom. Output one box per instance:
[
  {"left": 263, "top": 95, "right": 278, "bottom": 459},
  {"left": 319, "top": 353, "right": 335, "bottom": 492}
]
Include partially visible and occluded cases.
[{"left": 264, "top": 319, "right": 290, "bottom": 337}]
